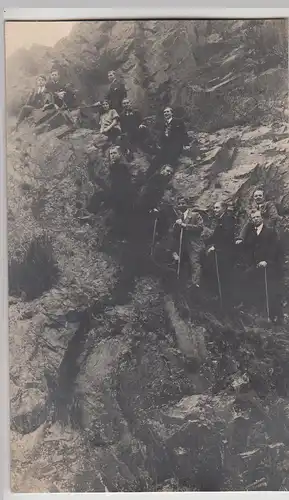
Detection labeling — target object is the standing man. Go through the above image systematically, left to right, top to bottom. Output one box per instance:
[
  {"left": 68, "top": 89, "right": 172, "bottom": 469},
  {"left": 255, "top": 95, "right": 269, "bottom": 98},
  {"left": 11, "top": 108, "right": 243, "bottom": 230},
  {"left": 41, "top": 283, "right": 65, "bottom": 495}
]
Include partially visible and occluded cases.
[
  {"left": 106, "top": 70, "right": 127, "bottom": 114},
  {"left": 15, "top": 75, "right": 52, "bottom": 130},
  {"left": 119, "top": 98, "right": 148, "bottom": 154},
  {"left": 157, "top": 107, "right": 190, "bottom": 168},
  {"left": 108, "top": 146, "right": 134, "bottom": 213},
  {"left": 108, "top": 146, "right": 135, "bottom": 240},
  {"left": 137, "top": 164, "right": 174, "bottom": 215},
  {"left": 240, "top": 188, "right": 281, "bottom": 232},
  {"left": 172, "top": 197, "right": 205, "bottom": 287},
  {"left": 204, "top": 201, "right": 236, "bottom": 306},
  {"left": 236, "top": 210, "right": 283, "bottom": 323}
]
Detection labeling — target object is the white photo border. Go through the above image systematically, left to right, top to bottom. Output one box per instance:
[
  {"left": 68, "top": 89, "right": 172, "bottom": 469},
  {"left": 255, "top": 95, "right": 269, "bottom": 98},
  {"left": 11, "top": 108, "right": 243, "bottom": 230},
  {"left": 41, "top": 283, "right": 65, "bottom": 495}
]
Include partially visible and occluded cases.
[{"left": 1, "top": 6, "right": 289, "bottom": 500}]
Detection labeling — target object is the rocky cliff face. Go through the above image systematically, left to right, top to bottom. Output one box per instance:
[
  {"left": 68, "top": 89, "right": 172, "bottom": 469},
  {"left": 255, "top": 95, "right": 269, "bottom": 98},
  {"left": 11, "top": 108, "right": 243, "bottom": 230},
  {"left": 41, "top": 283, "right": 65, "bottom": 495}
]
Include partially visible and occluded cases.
[
  {"left": 6, "top": 19, "right": 288, "bottom": 128},
  {"left": 7, "top": 20, "right": 289, "bottom": 492}
]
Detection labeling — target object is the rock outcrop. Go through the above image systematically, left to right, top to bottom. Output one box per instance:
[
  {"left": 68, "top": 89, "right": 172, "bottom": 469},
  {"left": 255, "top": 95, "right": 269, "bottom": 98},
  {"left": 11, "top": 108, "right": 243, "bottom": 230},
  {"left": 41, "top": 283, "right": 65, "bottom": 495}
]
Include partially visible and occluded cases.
[
  {"left": 6, "top": 19, "right": 288, "bottom": 129},
  {"left": 7, "top": 19, "right": 289, "bottom": 492}
]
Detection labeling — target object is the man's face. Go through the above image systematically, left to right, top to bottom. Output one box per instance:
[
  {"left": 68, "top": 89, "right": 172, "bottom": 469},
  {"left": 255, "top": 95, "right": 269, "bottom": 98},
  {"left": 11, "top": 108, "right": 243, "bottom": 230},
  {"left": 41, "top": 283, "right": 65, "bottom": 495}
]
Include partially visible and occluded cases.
[
  {"left": 51, "top": 71, "right": 59, "bottom": 82},
  {"left": 108, "top": 71, "right": 115, "bottom": 83},
  {"left": 37, "top": 77, "right": 46, "bottom": 88},
  {"left": 122, "top": 98, "right": 131, "bottom": 110},
  {"left": 103, "top": 101, "right": 110, "bottom": 112},
  {"left": 164, "top": 108, "right": 173, "bottom": 122},
  {"left": 109, "top": 148, "right": 121, "bottom": 164},
  {"left": 161, "top": 165, "right": 173, "bottom": 178},
  {"left": 254, "top": 190, "right": 264, "bottom": 204},
  {"left": 177, "top": 198, "right": 187, "bottom": 211},
  {"left": 214, "top": 202, "right": 224, "bottom": 218},
  {"left": 252, "top": 211, "right": 263, "bottom": 227}
]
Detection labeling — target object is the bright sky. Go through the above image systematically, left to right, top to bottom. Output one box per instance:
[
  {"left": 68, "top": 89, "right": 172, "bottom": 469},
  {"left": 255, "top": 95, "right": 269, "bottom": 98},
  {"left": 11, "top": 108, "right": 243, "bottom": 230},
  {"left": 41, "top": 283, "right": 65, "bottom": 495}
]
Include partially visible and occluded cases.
[{"left": 4, "top": 21, "right": 77, "bottom": 58}]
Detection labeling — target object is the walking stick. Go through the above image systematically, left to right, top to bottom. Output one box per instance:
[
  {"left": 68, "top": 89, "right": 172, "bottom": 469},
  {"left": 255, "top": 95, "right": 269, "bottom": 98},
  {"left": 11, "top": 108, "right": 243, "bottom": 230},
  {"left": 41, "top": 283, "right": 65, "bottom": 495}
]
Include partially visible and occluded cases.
[
  {"left": 150, "top": 214, "right": 158, "bottom": 256},
  {"left": 177, "top": 227, "right": 184, "bottom": 279},
  {"left": 214, "top": 251, "right": 223, "bottom": 309},
  {"left": 264, "top": 266, "right": 270, "bottom": 321}
]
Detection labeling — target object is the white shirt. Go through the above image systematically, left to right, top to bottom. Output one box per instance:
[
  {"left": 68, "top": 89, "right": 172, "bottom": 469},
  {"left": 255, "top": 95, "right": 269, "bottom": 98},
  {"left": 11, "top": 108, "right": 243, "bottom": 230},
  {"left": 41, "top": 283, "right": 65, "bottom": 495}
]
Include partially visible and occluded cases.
[
  {"left": 37, "top": 86, "right": 46, "bottom": 94},
  {"left": 183, "top": 209, "right": 189, "bottom": 221},
  {"left": 256, "top": 223, "right": 264, "bottom": 236}
]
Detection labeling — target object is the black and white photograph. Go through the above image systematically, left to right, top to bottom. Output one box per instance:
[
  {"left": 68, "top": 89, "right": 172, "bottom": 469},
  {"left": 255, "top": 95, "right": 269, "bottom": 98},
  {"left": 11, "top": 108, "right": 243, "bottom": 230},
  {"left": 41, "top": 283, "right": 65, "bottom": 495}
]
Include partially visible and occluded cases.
[{"left": 4, "top": 15, "right": 289, "bottom": 492}]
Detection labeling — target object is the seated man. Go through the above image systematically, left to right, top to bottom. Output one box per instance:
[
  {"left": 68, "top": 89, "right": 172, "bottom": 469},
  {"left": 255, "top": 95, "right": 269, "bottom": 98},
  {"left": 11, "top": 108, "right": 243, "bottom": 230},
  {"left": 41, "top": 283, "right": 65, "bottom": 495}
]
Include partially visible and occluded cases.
[
  {"left": 45, "top": 69, "right": 80, "bottom": 131},
  {"left": 46, "top": 69, "right": 78, "bottom": 108},
  {"left": 106, "top": 70, "right": 127, "bottom": 114},
  {"left": 15, "top": 75, "right": 52, "bottom": 130},
  {"left": 99, "top": 100, "right": 122, "bottom": 144},
  {"left": 157, "top": 107, "right": 190, "bottom": 168},
  {"left": 236, "top": 210, "right": 283, "bottom": 323}
]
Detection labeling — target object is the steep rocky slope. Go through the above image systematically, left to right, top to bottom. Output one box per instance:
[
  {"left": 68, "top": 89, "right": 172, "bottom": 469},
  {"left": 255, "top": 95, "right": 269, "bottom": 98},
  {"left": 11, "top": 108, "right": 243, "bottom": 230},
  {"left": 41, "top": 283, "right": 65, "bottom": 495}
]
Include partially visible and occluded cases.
[{"left": 7, "top": 19, "right": 289, "bottom": 492}]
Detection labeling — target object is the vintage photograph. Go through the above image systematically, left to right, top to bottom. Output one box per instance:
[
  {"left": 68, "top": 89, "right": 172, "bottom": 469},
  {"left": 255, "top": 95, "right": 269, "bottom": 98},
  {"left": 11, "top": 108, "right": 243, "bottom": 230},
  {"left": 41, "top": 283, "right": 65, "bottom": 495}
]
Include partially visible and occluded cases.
[{"left": 5, "top": 18, "right": 289, "bottom": 492}]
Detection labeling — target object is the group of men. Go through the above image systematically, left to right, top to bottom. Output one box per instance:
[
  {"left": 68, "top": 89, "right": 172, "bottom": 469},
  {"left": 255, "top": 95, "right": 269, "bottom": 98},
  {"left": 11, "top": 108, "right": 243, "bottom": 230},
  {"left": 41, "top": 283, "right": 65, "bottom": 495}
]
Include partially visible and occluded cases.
[
  {"left": 15, "top": 68, "right": 285, "bottom": 323},
  {"left": 15, "top": 69, "right": 191, "bottom": 168},
  {"left": 15, "top": 69, "right": 79, "bottom": 132},
  {"left": 101, "top": 146, "right": 285, "bottom": 325},
  {"left": 153, "top": 188, "right": 284, "bottom": 324}
]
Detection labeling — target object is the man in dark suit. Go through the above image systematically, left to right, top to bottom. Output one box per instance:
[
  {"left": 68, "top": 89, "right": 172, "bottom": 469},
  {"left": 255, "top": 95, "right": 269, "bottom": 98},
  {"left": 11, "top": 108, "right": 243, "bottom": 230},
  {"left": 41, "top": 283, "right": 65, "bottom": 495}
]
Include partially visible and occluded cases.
[
  {"left": 42, "top": 69, "right": 79, "bottom": 131},
  {"left": 46, "top": 69, "right": 79, "bottom": 110},
  {"left": 106, "top": 70, "right": 127, "bottom": 114},
  {"left": 15, "top": 75, "right": 52, "bottom": 130},
  {"left": 119, "top": 98, "right": 146, "bottom": 152},
  {"left": 157, "top": 107, "right": 190, "bottom": 167},
  {"left": 89, "top": 146, "right": 135, "bottom": 240},
  {"left": 108, "top": 146, "right": 137, "bottom": 240},
  {"left": 137, "top": 164, "right": 174, "bottom": 215},
  {"left": 238, "top": 188, "right": 282, "bottom": 237},
  {"left": 202, "top": 201, "right": 236, "bottom": 306},
  {"left": 236, "top": 210, "right": 284, "bottom": 323}
]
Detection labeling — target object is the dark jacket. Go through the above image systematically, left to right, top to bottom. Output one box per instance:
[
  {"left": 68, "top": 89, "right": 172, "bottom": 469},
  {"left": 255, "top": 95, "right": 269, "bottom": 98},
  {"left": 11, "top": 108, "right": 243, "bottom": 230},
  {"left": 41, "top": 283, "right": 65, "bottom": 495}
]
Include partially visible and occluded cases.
[
  {"left": 45, "top": 79, "right": 78, "bottom": 109},
  {"left": 106, "top": 81, "right": 127, "bottom": 113},
  {"left": 26, "top": 88, "right": 52, "bottom": 109},
  {"left": 120, "top": 108, "right": 142, "bottom": 137},
  {"left": 158, "top": 117, "right": 189, "bottom": 166},
  {"left": 160, "top": 118, "right": 189, "bottom": 149},
  {"left": 92, "top": 161, "right": 134, "bottom": 214},
  {"left": 109, "top": 161, "right": 134, "bottom": 212},
  {"left": 138, "top": 171, "right": 173, "bottom": 213},
  {"left": 240, "top": 200, "right": 281, "bottom": 233},
  {"left": 207, "top": 213, "right": 236, "bottom": 255},
  {"left": 241, "top": 222, "right": 281, "bottom": 267}
]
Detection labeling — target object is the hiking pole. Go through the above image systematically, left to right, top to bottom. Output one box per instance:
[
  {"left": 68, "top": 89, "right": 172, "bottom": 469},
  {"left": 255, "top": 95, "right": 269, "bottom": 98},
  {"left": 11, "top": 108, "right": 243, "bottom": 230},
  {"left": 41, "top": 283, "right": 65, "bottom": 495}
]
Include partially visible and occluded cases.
[
  {"left": 150, "top": 209, "right": 158, "bottom": 256},
  {"left": 177, "top": 226, "right": 184, "bottom": 279},
  {"left": 214, "top": 251, "right": 223, "bottom": 309},
  {"left": 264, "top": 266, "right": 270, "bottom": 321}
]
